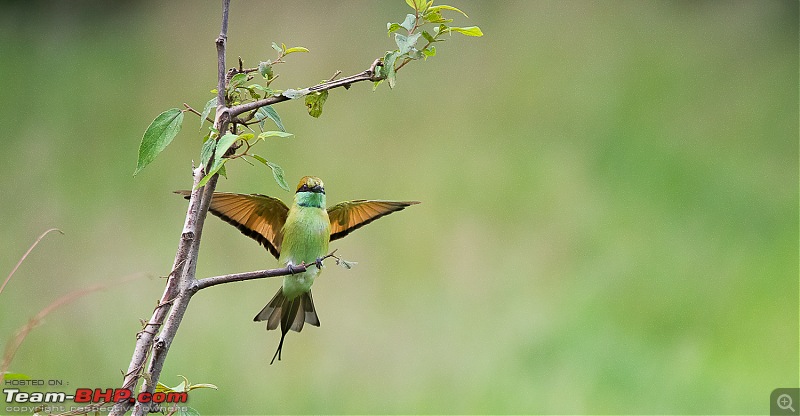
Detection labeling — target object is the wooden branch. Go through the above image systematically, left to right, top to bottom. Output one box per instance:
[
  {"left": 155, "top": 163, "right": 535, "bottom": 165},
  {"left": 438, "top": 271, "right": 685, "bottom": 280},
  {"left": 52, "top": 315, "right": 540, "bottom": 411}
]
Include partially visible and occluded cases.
[
  {"left": 113, "top": 2, "right": 231, "bottom": 415},
  {"left": 215, "top": 3, "right": 228, "bottom": 111},
  {"left": 227, "top": 58, "right": 384, "bottom": 118},
  {"left": 192, "top": 250, "right": 339, "bottom": 292},
  {"left": 194, "top": 265, "right": 308, "bottom": 292}
]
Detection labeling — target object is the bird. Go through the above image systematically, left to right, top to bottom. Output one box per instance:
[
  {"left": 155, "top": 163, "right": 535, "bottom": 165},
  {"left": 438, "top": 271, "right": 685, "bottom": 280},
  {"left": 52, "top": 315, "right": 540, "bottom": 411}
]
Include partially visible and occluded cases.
[{"left": 177, "top": 176, "right": 418, "bottom": 363}]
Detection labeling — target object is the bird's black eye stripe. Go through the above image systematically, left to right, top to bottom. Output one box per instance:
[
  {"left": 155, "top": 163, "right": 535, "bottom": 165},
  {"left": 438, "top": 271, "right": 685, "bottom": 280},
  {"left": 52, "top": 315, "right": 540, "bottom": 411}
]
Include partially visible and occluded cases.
[{"left": 297, "top": 184, "right": 325, "bottom": 194}]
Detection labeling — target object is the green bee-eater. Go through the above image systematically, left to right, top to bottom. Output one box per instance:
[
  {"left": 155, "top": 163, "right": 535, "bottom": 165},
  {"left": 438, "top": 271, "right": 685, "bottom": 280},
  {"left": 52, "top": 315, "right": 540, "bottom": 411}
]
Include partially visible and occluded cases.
[{"left": 179, "top": 176, "right": 418, "bottom": 363}]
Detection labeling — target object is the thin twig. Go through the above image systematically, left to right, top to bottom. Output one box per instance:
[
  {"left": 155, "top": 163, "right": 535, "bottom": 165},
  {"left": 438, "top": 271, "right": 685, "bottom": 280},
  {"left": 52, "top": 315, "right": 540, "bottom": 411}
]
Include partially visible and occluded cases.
[
  {"left": 214, "top": 1, "right": 229, "bottom": 126},
  {"left": 228, "top": 61, "right": 384, "bottom": 118},
  {"left": 183, "top": 103, "right": 214, "bottom": 125},
  {"left": 1, "top": 228, "right": 63, "bottom": 295},
  {"left": 193, "top": 250, "right": 339, "bottom": 292}
]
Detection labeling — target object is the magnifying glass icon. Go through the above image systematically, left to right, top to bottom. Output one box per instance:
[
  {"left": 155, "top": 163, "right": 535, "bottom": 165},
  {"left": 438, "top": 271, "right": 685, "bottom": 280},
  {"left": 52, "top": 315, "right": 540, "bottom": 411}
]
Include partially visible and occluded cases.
[{"left": 778, "top": 393, "right": 796, "bottom": 412}]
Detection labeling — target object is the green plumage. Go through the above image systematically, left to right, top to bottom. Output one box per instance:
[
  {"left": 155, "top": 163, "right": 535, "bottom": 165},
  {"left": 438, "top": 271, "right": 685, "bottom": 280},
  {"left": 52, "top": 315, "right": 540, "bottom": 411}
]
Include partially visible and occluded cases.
[
  {"left": 254, "top": 183, "right": 330, "bottom": 364},
  {"left": 279, "top": 190, "right": 330, "bottom": 299}
]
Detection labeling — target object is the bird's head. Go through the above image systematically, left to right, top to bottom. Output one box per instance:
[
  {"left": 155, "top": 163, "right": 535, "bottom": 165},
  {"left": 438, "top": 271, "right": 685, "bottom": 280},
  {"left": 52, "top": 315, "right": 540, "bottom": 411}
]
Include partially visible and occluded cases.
[
  {"left": 294, "top": 176, "right": 326, "bottom": 208},
  {"left": 296, "top": 176, "right": 325, "bottom": 194}
]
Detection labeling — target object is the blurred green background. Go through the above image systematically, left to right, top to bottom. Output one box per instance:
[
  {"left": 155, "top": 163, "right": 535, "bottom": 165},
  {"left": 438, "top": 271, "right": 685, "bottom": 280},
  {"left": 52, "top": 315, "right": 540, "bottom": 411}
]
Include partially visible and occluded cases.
[{"left": 0, "top": 1, "right": 796, "bottom": 414}]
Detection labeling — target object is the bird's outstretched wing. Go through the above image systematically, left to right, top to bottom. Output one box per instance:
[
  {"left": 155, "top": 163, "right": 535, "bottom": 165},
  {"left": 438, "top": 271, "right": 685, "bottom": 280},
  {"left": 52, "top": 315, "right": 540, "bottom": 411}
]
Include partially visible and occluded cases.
[
  {"left": 175, "top": 191, "right": 289, "bottom": 259},
  {"left": 327, "top": 200, "right": 420, "bottom": 241}
]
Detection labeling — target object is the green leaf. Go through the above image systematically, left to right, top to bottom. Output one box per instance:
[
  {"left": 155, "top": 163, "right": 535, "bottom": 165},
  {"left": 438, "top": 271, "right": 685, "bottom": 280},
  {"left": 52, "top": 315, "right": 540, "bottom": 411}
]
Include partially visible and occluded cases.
[
  {"left": 405, "top": 0, "right": 426, "bottom": 11},
  {"left": 428, "top": 4, "right": 469, "bottom": 17},
  {"left": 423, "top": 10, "right": 452, "bottom": 24},
  {"left": 400, "top": 13, "right": 416, "bottom": 31},
  {"left": 387, "top": 22, "right": 402, "bottom": 35},
  {"left": 442, "top": 26, "right": 483, "bottom": 37},
  {"left": 421, "top": 30, "right": 436, "bottom": 43},
  {"left": 395, "top": 32, "right": 422, "bottom": 54},
  {"left": 394, "top": 33, "right": 422, "bottom": 55},
  {"left": 395, "top": 34, "right": 408, "bottom": 53},
  {"left": 271, "top": 41, "right": 282, "bottom": 52},
  {"left": 422, "top": 45, "right": 436, "bottom": 58},
  {"left": 284, "top": 46, "right": 309, "bottom": 54},
  {"left": 383, "top": 51, "right": 400, "bottom": 88},
  {"left": 258, "top": 60, "right": 274, "bottom": 79},
  {"left": 229, "top": 73, "right": 248, "bottom": 89},
  {"left": 246, "top": 84, "right": 268, "bottom": 100},
  {"left": 248, "top": 84, "right": 269, "bottom": 94},
  {"left": 244, "top": 88, "right": 260, "bottom": 100},
  {"left": 282, "top": 88, "right": 307, "bottom": 99},
  {"left": 304, "top": 90, "right": 328, "bottom": 118},
  {"left": 200, "top": 97, "right": 217, "bottom": 129},
  {"left": 255, "top": 105, "right": 286, "bottom": 132},
  {"left": 264, "top": 105, "right": 285, "bottom": 131},
  {"left": 134, "top": 108, "right": 184, "bottom": 176},
  {"left": 198, "top": 131, "right": 238, "bottom": 184},
  {"left": 258, "top": 131, "right": 294, "bottom": 139},
  {"left": 215, "top": 132, "right": 240, "bottom": 159},
  {"left": 200, "top": 134, "right": 215, "bottom": 168},
  {"left": 251, "top": 154, "right": 268, "bottom": 165},
  {"left": 252, "top": 155, "right": 291, "bottom": 192},
  {"left": 196, "top": 158, "right": 226, "bottom": 188},
  {"left": 267, "top": 161, "right": 290, "bottom": 192},
  {"left": 156, "top": 376, "right": 186, "bottom": 394},
  {"left": 157, "top": 376, "right": 218, "bottom": 395},
  {"left": 156, "top": 382, "right": 177, "bottom": 394},
  {"left": 187, "top": 383, "right": 219, "bottom": 392}
]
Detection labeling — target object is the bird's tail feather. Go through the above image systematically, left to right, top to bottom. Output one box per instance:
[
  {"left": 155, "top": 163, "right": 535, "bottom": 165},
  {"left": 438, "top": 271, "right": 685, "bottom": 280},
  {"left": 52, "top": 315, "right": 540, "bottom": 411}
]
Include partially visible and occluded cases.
[{"left": 253, "top": 288, "right": 319, "bottom": 364}]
